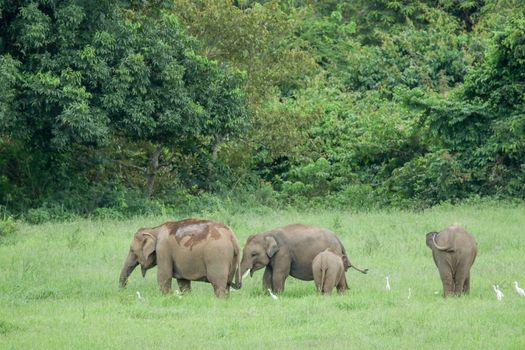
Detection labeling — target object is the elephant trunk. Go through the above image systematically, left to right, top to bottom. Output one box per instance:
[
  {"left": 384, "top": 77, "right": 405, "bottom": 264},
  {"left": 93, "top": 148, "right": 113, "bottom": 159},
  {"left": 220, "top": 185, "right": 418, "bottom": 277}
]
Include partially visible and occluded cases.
[
  {"left": 432, "top": 233, "right": 452, "bottom": 251},
  {"left": 119, "top": 251, "right": 139, "bottom": 288},
  {"left": 238, "top": 259, "right": 252, "bottom": 286},
  {"left": 231, "top": 260, "right": 242, "bottom": 290}
]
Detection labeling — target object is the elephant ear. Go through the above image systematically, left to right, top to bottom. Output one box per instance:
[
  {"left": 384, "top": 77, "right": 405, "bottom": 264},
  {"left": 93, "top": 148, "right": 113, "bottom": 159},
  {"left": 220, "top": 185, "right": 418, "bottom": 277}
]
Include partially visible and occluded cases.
[
  {"left": 141, "top": 232, "right": 157, "bottom": 262},
  {"left": 425, "top": 232, "right": 438, "bottom": 249},
  {"left": 265, "top": 235, "right": 279, "bottom": 258}
]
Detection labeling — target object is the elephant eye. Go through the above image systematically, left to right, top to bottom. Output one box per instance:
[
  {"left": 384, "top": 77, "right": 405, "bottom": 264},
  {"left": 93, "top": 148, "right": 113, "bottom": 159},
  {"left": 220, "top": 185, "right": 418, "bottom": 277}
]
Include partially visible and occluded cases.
[{"left": 251, "top": 251, "right": 258, "bottom": 257}]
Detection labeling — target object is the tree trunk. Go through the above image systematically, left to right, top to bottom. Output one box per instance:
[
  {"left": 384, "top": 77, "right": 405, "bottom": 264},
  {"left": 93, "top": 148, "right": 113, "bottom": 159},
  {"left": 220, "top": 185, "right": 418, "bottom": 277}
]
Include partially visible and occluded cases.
[
  {"left": 207, "top": 135, "right": 221, "bottom": 188},
  {"left": 146, "top": 144, "right": 162, "bottom": 198}
]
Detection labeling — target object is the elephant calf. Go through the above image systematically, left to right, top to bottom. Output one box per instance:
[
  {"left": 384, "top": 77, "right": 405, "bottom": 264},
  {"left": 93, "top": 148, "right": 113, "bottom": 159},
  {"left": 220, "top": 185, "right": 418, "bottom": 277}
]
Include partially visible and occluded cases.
[
  {"left": 119, "top": 219, "right": 241, "bottom": 297},
  {"left": 426, "top": 225, "right": 477, "bottom": 297},
  {"left": 312, "top": 249, "right": 346, "bottom": 295}
]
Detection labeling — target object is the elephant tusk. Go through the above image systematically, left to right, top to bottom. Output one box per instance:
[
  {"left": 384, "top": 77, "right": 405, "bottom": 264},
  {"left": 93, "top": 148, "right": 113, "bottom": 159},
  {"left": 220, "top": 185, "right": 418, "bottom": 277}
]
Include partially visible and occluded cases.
[{"left": 243, "top": 270, "right": 250, "bottom": 279}]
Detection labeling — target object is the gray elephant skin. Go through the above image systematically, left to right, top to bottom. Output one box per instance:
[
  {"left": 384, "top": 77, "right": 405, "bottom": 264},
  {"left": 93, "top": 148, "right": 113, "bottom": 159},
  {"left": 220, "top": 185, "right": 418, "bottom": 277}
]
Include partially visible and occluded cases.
[
  {"left": 119, "top": 219, "right": 241, "bottom": 297},
  {"left": 239, "top": 224, "right": 367, "bottom": 293},
  {"left": 426, "top": 225, "right": 477, "bottom": 297},
  {"left": 312, "top": 249, "right": 345, "bottom": 295}
]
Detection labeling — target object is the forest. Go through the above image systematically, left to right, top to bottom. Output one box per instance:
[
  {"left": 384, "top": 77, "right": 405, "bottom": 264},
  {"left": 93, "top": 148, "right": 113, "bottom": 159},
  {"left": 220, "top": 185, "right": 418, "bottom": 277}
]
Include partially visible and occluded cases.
[{"left": 1, "top": 0, "right": 524, "bottom": 221}]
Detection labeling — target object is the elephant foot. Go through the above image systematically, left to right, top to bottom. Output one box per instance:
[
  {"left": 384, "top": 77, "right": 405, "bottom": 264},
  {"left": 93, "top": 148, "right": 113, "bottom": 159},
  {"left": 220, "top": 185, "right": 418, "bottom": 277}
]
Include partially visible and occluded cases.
[
  {"left": 229, "top": 282, "right": 242, "bottom": 290},
  {"left": 213, "top": 286, "right": 228, "bottom": 298}
]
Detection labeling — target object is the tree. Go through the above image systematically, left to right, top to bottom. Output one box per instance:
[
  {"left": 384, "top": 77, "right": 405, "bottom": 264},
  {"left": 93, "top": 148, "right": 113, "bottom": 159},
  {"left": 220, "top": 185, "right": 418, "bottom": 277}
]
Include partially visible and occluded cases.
[
  {"left": 0, "top": 0, "right": 248, "bottom": 208},
  {"left": 172, "top": 0, "right": 317, "bottom": 174},
  {"left": 404, "top": 13, "right": 525, "bottom": 198}
]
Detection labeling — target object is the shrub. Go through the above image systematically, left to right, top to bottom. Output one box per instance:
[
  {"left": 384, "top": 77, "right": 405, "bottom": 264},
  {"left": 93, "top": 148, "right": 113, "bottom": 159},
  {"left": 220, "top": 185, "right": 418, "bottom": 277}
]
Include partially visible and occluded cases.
[
  {"left": 385, "top": 150, "right": 469, "bottom": 207},
  {"left": 24, "top": 207, "right": 51, "bottom": 224},
  {"left": 92, "top": 207, "right": 124, "bottom": 220},
  {"left": 0, "top": 215, "right": 18, "bottom": 243}
]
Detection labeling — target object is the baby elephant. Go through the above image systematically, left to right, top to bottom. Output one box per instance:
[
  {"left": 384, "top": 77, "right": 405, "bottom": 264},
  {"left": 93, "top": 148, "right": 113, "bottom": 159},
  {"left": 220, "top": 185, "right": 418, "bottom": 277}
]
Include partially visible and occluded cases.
[
  {"left": 426, "top": 225, "right": 477, "bottom": 297},
  {"left": 312, "top": 249, "right": 346, "bottom": 295}
]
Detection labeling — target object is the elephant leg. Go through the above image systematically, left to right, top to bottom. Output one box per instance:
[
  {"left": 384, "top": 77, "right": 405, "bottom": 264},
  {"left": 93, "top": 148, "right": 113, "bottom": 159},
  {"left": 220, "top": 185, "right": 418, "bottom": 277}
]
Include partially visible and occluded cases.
[
  {"left": 270, "top": 256, "right": 291, "bottom": 293},
  {"left": 156, "top": 257, "right": 173, "bottom": 294},
  {"left": 437, "top": 260, "right": 454, "bottom": 297},
  {"left": 455, "top": 263, "right": 471, "bottom": 296},
  {"left": 206, "top": 264, "right": 229, "bottom": 298},
  {"left": 262, "top": 266, "right": 272, "bottom": 290},
  {"left": 336, "top": 272, "right": 347, "bottom": 295},
  {"left": 322, "top": 273, "right": 336, "bottom": 295},
  {"left": 463, "top": 273, "right": 470, "bottom": 294},
  {"left": 453, "top": 277, "right": 464, "bottom": 296},
  {"left": 176, "top": 279, "right": 191, "bottom": 293},
  {"left": 212, "top": 283, "right": 228, "bottom": 298}
]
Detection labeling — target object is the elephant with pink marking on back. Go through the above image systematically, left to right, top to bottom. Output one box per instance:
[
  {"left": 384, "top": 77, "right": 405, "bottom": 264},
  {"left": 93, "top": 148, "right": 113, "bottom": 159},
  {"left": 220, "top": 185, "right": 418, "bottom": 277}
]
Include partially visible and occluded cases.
[
  {"left": 119, "top": 218, "right": 241, "bottom": 298},
  {"left": 238, "top": 223, "right": 368, "bottom": 294}
]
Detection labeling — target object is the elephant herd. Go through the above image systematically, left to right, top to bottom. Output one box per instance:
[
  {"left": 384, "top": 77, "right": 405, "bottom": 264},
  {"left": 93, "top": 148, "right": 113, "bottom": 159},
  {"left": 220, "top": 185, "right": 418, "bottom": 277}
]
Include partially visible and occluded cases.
[{"left": 119, "top": 218, "right": 477, "bottom": 298}]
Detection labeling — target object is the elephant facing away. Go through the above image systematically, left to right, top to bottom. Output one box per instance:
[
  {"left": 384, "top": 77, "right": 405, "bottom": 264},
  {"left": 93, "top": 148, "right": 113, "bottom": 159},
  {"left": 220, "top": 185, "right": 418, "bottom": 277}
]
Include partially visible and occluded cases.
[
  {"left": 119, "top": 219, "right": 241, "bottom": 297},
  {"left": 239, "top": 224, "right": 368, "bottom": 294},
  {"left": 426, "top": 225, "right": 477, "bottom": 297},
  {"left": 312, "top": 249, "right": 345, "bottom": 295}
]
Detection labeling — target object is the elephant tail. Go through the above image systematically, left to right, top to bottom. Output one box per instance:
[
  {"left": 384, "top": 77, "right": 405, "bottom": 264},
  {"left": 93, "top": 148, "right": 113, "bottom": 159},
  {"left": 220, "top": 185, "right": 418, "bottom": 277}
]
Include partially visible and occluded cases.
[
  {"left": 337, "top": 234, "right": 368, "bottom": 274},
  {"left": 232, "top": 240, "right": 242, "bottom": 290},
  {"left": 320, "top": 265, "right": 326, "bottom": 294},
  {"left": 350, "top": 265, "right": 368, "bottom": 274}
]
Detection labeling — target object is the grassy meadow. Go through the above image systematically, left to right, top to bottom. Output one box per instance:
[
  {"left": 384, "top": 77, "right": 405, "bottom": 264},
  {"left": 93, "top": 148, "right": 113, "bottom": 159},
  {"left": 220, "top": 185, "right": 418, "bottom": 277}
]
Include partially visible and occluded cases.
[{"left": 1, "top": 202, "right": 525, "bottom": 349}]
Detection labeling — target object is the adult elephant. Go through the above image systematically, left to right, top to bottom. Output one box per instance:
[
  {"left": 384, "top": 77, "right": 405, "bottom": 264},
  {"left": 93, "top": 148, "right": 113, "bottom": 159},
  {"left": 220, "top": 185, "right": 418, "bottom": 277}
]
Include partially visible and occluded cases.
[
  {"left": 119, "top": 219, "right": 241, "bottom": 297},
  {"left": 239, "top": 224, "right": 367, "bottom": 293},
  {"left": 426, "top": 225, "right": 477, "bottom": 297}
]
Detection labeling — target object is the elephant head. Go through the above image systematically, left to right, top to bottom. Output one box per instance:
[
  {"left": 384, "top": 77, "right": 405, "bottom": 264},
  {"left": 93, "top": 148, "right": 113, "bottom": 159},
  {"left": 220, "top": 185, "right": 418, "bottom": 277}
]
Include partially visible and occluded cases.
[
  {"left": 119, "top": 230, "right": 158, "bottom": 288},
  {"left": 239, "top": 234, "right": 280, "bottom": 280}
]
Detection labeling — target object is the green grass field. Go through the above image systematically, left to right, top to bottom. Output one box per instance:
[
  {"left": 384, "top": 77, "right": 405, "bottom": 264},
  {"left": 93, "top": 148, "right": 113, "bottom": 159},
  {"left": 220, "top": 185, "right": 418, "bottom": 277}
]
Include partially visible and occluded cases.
[{"left": 1, "top": 202, "right": 525, "bottom": 349}]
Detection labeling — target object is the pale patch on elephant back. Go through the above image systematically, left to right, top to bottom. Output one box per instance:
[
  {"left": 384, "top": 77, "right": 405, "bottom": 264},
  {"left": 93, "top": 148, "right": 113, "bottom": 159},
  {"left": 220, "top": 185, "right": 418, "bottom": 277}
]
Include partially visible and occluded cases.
[{"left": 165, "top": 219, "right": 226, "bottom": 250}]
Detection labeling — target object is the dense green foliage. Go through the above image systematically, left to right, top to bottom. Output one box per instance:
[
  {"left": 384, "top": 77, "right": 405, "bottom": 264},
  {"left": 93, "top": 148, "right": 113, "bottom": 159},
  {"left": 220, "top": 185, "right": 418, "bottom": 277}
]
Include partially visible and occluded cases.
[
  {"left": 1, "top": 0, "right": 524, "bottom": 218},
  {"left": 1, "top": 204, "right": 525, "bottom": 348}
]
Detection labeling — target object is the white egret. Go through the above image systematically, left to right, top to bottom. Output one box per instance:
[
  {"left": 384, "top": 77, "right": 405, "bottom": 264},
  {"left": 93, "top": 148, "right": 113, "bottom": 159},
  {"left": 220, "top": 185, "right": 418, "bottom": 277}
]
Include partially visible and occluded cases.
[
  {"left": 514, "top": 281, "right": 525, "bottom": 297},
  {"left": 492, "top": 285, "right": 504, "bottom": 301},
  {"left": 268, "top": 288, "right": 279, "bottom": 300},
  {"left": 175, "top": 289, "right": 182, "bottom": 299}
]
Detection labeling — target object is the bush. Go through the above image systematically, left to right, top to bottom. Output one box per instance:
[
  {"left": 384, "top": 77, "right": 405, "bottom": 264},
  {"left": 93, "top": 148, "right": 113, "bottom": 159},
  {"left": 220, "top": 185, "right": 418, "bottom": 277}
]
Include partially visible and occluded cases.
[
  {"left": 385, "top": 150, "right": 469, "bottom": 207},
  {"left": 332, "top": 184, "right": 382, "bottom": 210},
  {"left": 23, "top": 204, "right": 80, "bottom": 224},
  {"left": 24, "top": 207, "right": 51, "bottom": 224},
  {"left": 92, "top": 207, "right": 124, "bottom": 220},
  {"left": 0, "top": 215, "right": 18, "bottom": 243}
]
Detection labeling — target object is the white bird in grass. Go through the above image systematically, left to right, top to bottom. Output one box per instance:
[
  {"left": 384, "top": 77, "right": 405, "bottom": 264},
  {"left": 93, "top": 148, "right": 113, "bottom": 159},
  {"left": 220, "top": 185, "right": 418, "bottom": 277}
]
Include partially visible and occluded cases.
[
  {"left": 385, "top": 276, "right": 391, "bottom": 291},
  {"left": 514, "top": 281, "right": 525, "bottom": 297},
  {"left": 492, "top": 285, "right": 504, "bottom": 301},
  {"left": 407, "top": 288, "right": 412, "bottom": 299},
  {"left": 268, "top": 289, "right": 279, "bottom": 300},
  {"left": 175, "top": 290, "right": 182, "bottom": 299},
  {"left": 136, "top": 291, "right": 144, "bottom": 300}
]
